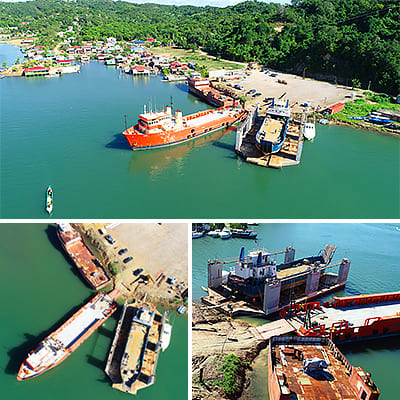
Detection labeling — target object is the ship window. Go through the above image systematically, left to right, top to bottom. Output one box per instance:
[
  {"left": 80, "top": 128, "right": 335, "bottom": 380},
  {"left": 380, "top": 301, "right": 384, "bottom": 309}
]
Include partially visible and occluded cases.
[{"left": 361, "top": 391, "right": 367, "bottom": 400}]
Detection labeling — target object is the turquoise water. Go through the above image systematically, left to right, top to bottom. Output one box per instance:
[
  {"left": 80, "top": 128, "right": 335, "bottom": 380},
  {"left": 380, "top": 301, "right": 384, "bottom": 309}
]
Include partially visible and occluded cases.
[
  {"left": 1, "top": 43, "right": 399, "bottom": 218},
  {"left": 0, "top": 223, "right": 188, "bottom": 400},
  {"left": 192, "top": 223, "right": 400, "bottom": 399}
]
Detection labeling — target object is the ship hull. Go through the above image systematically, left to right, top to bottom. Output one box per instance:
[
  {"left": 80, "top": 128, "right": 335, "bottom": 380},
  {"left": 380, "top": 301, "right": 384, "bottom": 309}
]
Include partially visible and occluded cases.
[
  {"left": 123, "top": 110, "right": 245, "bottom": 150},
  {"left": 57, "top": 226, "right": 111, "bottom": 291},
  {"left": 17, "top": 292, "right": 118, "bottom": 381}
]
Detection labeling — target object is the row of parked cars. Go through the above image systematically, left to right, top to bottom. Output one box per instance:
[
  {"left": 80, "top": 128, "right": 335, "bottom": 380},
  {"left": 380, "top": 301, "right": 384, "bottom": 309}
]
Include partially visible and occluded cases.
[{"left": 101, "top": 230, "right": 135, "bottom": 265}]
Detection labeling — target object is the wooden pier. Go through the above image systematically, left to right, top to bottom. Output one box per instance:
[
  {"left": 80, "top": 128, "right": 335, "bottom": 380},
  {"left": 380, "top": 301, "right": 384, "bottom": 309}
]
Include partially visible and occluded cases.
[{"left": 235, "top": 104, "right": 304, "bottom": 168}]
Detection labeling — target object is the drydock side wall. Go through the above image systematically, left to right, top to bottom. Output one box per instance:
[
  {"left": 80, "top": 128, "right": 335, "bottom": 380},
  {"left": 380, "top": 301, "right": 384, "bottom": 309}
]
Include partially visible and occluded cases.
[
  {"left": 284, "top": 247, "right": 295, "bottom": 264},
  {"left": 337, "top": 259, "right": 351, "bottom": 285},
  {"left": 208, "top": 261, "right": 223, "bottom": 289},
  {"left": 305, "top": 270, "right": 321, "bottom": 298},
  {"left": 263, "top": 281, "right": 281, "bottom": 315}
]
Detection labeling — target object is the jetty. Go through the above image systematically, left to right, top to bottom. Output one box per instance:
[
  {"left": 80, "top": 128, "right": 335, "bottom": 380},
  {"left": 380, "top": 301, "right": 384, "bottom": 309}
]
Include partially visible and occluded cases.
[{"left": 235, "top": 103, "right": 304, "bottom": 168}]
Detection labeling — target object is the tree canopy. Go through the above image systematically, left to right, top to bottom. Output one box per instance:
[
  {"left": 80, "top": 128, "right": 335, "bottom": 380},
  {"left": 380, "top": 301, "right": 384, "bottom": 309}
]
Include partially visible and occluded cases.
[{"left": 1, "top": 0, "right": 399, "bottom": 94}]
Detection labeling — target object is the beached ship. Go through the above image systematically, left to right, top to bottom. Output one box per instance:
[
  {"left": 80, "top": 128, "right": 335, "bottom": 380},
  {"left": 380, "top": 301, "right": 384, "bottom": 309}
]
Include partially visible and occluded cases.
[
  {"left": 187, "top": 77, "right": 239, "bottom": 108},
  {"left": 255, "top": 99, "right": 290, "bottom": 154},
  {"left": 122, "top": 105, "right": 246, "bottom": 150},
  {"left": 57, "top": 223, "right": 111, "bottom": 290},
  {"left": 17, "top": 291, "right": 119, "bottom": 381},
  {"left": 105, "top": 302, "right": 170, "bottom": 395},
  {"left": 268, "top": 336, "right": 380, "bottom": 400}
]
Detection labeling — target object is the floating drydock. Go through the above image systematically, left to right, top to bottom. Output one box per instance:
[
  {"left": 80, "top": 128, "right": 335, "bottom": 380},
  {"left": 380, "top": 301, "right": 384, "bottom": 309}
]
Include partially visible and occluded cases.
[
  {"left": 235, "top": 103, "right": 304, "bottom": 168},
  {"left": 57, "top": 223, "right": 111, "bottom": 290},
  {"left": 203, "top": 244, "right": 351, "bottom": 317},
  {"left": 17, "top": 290, "right": 120, "bottom": 381},
  {"left": 280, "top": 291, "right": 400, "bottom": 342},
  {"left": 105, "top": 301, "right": 171, "bottom": 395},
  {"left": 268, "top": 336, "right": 380, "bottom": 400}
]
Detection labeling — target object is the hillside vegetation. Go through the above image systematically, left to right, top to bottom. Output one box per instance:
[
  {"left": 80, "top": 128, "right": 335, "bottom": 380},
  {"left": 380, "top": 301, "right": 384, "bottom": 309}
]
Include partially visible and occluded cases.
[{"left": 1, "top": 0, "right": 399, "bottom": 95}]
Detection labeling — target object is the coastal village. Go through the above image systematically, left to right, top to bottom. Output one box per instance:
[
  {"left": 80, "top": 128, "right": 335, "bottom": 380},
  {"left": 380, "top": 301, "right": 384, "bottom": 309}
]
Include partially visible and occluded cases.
[
  {"left": 2, "top": 31, "right": 399, "bottom": 170},
  {"left": 17, "top": 222, "right": 187, "bottom": 396}
]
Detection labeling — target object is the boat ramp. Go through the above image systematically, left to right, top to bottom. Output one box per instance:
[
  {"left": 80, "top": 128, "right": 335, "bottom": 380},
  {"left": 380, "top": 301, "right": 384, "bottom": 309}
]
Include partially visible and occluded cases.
[{"left": 235, "top": 103, "right": 304, "bottom": 168}]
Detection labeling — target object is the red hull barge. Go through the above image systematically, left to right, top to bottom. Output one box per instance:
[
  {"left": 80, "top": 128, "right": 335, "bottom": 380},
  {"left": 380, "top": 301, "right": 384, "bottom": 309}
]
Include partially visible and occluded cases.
[
  {"left": 187, "top": 77, "right": 239, "bottom": 108},
  {"left": 122, "top": 105, "right": 246, "bottom": 150},
  {"left": 57, "top": 223, "right": 111, "bottom": 290},
  {"left": 17, "top": 290, "right": 120, "bottom": 381},
  {"left": 280, "top": 291, "right": 400, "bottom": 342},
  {"left": 268, "top": 336, "right": 380, "bottom": 400}
]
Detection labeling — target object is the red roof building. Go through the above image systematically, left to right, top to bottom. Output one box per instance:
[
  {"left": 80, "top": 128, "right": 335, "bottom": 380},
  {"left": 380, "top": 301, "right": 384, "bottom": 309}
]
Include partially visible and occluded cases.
[{"left": 326, "top": 102, "right": 345, "bottom": 115}]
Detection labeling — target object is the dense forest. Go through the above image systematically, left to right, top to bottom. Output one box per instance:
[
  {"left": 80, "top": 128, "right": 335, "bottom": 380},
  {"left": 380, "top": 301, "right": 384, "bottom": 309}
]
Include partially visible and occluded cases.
[{"left": 0, "top": 0, "right": 399, "bottom": 95}]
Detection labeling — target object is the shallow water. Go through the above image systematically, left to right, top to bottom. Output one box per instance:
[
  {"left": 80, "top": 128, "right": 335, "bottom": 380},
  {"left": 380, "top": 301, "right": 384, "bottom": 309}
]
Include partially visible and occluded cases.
[
  {"left": 1, "top": 43, "right": 399, "bottom": 218},
  {"left": 0, "top": 223, "right": 188, "bottom": 400}
]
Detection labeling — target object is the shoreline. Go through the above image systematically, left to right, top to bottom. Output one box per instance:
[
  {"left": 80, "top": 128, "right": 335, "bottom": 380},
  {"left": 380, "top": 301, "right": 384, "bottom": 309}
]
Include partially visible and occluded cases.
[{"left": 192, "top": 303, "right": 266, "bottom": 400}]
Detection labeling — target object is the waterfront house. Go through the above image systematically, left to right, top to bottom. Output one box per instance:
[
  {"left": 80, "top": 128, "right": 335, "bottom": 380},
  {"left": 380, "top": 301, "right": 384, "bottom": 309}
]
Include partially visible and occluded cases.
[{"left": 23, "top": 66, "right": 50, "bottom": 77}]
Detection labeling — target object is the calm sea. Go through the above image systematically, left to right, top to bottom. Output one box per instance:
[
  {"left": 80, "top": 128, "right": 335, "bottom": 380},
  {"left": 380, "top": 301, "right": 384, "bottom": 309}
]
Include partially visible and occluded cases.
[
  {"left": 1, "top": 43, "right": 399, "bottom": 218},
  {"left": 0, "top": 223, "right": 188, "bottom": 400},
  {"left": 192, "top": 223, "right": 400, "bottom": 399}
]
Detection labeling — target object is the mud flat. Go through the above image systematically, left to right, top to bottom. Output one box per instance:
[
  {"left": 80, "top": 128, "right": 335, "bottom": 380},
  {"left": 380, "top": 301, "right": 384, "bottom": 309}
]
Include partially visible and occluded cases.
[{"left": 192, "top": 303, "right": 267, "bottom": 400}]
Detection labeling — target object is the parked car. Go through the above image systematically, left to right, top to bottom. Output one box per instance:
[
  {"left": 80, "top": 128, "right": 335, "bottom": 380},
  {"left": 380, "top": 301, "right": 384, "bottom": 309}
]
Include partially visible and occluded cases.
[
  {"left": 247, "top": 89, "right": 256, "bottom": 94},
  {"left": 105, "top": 234, "right": 116, "bottom": 245},
  {"left": 118, "top": 248, "right": 128, "bottom": 255},
  {"left": 123, "top": 256, "right": 133, "bottom": 263},
  {"left": 133, "top": 268, "right": 143, "bottom": 276}
]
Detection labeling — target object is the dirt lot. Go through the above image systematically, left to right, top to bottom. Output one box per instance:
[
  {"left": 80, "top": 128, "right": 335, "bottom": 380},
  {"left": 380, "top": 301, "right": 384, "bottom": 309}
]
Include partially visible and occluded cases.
[
  {"left": 228, "top": 69, "right": 357, "bottom": 113},
  {"left": 81, "top": 223, "right": 188, "bottom": 304},
  {"left": 192, "top": 304, "right": 266, "bottom": 400}
]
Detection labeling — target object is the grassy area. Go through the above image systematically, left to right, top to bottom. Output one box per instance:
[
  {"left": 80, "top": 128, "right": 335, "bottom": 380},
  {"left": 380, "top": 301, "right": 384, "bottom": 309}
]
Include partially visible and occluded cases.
[
  {"left": 152, "top": 46, "right": 245, "bottom": 71},
  {"left": 330, "top": 93, "right": 400, "bottom": 131},
  {"left": 212, "top": 354, "right": 248, "bottom": 396}
]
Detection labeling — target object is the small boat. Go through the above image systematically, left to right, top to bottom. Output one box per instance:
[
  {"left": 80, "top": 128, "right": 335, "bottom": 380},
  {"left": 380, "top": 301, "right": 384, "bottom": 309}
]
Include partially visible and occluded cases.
[
  {"left": 318, "top": 119, "right": 328, "bottom": 125},
  {"left": 303, "top": 121, "right": 316, "bottom": 140},
  {"left": 46, "top": 186, "right": 53, "bottom": 214},
  {"left": 219, "top": 228, "right": 231, "bottom": 240},
  {"left": 207, "top": 229, "right": 221, "bottom": 238},
  {"left": 231, "top": 229, "right": 258, "bottom": 239},
  {"left": 192, "top": 231, "right": 204, "bottom": 239},
  {"left": 177, "top": 306, "right": 186, "bottom": 314},
  {"left": 160, "top": 322, "right": 172, "bottom": 351}
]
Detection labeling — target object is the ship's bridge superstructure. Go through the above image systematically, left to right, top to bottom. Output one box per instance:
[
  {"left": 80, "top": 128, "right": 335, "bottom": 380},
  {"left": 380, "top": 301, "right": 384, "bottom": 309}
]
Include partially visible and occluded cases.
[
  {"left": 256, "top": 99, "right": 291, "bottom": 155},
  {"left": 233, "top": 249, "right": 277, "bottom": 281}
]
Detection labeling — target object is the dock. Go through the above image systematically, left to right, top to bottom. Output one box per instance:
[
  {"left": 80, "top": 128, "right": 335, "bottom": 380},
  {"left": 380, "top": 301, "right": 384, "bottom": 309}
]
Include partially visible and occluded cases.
[{"left": 235, "top": 103, "right": 304, "bottom": 168}]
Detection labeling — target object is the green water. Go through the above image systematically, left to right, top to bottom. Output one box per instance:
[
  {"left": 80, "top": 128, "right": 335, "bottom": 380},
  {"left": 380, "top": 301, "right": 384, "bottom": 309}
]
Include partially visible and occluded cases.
[
  {"left": 1, "top": 43, "right": 399, "bottom": 218},
  {"left": 192, "top": 223, "right": 400, "bottom": 399},
  {"left": 0, "top": 224, "right": 188, "bottom": 400}
]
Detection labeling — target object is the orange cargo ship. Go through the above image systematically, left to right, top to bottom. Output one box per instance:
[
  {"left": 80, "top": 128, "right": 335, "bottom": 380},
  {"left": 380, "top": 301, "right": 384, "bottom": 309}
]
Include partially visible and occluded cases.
[
  {"left": 122, "top": 105, "right": 246, "bottom": 150},
  {"left": 57, "top": 223, "right": 111, "bottom": 290},
  {"left": 17, "top": 290, "right": 119, "bottom": 381}
]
